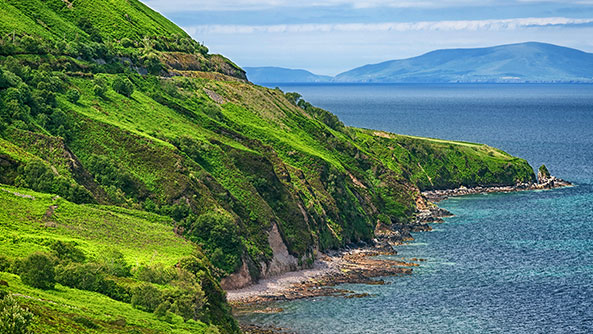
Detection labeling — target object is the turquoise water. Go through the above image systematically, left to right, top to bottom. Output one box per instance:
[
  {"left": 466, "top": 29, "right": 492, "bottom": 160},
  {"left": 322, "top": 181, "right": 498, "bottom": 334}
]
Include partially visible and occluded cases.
[{"left": 240, "top": 84, "right": 593, "bottom": 333}]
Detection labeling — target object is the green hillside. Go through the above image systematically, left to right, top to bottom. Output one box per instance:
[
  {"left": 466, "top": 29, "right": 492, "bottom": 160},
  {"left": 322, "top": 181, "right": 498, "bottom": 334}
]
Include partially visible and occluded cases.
[{"left": 0, "top": 0, "right": 535, "bottom": 333}]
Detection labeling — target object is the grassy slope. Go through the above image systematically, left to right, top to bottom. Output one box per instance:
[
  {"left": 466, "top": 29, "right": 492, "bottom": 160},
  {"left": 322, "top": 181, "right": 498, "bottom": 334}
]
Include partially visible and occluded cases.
[
  {"left": 0, "top": 0, "right": 537, "bottom": 333},
  {"left": 0, "top": 0, "right": 187, "bottom": 41},
  {"left": 354, "top": 129, "right": 535, "bottom": 190},
  {"left": 0, "top": 185, "right": 224, "bottom": 333}
]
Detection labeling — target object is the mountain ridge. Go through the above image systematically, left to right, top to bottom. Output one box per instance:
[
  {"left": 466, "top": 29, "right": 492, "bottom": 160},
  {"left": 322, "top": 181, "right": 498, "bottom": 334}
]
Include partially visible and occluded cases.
[
  {"left": 247, "top": 42, "right": 593, "bottom": 84},
  {"left": 244, "top": 66, "right": 331, "bottom": 83}
]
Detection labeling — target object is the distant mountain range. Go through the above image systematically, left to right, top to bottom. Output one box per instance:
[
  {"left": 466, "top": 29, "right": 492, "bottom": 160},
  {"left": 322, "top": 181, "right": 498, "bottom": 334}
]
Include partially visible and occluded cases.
[
  {"left": 246, "top": 42, "right": 593, "bottom": 84},
  {"left": 243, "top": 66, "right": 332, "bottom": 83}
]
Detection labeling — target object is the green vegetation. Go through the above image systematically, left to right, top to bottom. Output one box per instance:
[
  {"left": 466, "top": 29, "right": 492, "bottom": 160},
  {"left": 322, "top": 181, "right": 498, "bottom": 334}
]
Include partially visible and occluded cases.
[
  {"left": 0, "top": 0, "right": 538, "bottom": 332},
  {"left": 0, "top": 186, "right": 236, "bottom": 333},
  {"left": 19, "top": 253, "right": 56, "bottom": 290},
  {"left": 0, "top": 294, "right": 34, "bottom": 334}
]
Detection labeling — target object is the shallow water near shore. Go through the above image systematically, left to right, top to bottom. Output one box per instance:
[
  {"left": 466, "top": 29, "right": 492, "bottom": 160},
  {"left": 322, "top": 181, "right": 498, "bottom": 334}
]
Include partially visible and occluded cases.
[{"left": 239, "top": 84, "right": 593, "bottom": 333}]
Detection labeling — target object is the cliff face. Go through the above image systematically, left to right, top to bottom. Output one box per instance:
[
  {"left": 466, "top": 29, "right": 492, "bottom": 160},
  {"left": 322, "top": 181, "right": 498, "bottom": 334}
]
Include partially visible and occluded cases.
[{"left": 0, "top": 1, "right": 538, "bottom": 333}]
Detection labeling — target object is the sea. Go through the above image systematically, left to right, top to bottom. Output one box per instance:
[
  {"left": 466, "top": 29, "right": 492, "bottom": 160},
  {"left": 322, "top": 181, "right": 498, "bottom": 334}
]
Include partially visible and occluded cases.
[{"left": 240, "top": 83, "right": 593, "bottom": 334}]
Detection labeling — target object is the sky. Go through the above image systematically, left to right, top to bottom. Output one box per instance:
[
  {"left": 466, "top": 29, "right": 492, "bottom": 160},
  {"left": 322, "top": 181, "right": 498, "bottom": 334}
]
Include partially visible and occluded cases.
[{"left": 141, "top": 0, "right": 593, "bottom": 75}]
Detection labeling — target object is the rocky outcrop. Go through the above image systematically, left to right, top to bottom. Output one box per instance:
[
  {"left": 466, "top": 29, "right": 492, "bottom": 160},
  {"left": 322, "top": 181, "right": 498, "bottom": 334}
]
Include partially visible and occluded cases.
[
  {"left": 536, "top": 164, "right": 571, "bottom": 189},
  {"left": 422, "top": 166, "right": 571, "bottom": 202},
  {"left": 262, "top": 223, "right": 299, "bottom": 277},
  {"left": 221, "top": 259, "right": 254, "bottom": 290}
]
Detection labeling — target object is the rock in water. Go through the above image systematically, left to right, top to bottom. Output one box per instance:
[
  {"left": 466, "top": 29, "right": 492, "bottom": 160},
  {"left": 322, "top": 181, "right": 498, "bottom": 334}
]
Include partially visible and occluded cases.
[{"left": 538, "top": 164, "right": 552, "bottom": 183}]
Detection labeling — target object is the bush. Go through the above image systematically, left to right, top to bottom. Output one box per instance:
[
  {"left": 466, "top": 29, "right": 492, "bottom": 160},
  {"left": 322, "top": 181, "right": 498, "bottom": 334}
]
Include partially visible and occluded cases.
[
  {"left": 92, "top": 77, "right": 108, "bottom": 97},
  {"left": 112, "top": 77, "right": 134, "bottom": 97},
  {"left": 92, "top": 84, "right": 106, "bottom": 97},
  {"left": 65, "top": 88, "right": 80, "bottom": 103},
  {"left": 85, "top": 154, "right": 144, "bottom": 199},
  {"left": 14, "top": 160, "right": 94, "bottom": 204},
  {"left": 183, "top": 213, "right": 242, "bottom": 274},
  {"left": 48, "top": 240, "right": 86, "bottom": 263},
  {"left": 101, "top": 250, "right": 131, "bottom": 277},
  {"left": 20, "top": 253, "right": 55, "bottom": 290},
  {"left": 0, "top": 256, "right": 10, "bottom": 272},
  {"left": 55, "top": 262, "right": 130, "bottom": 302},
  {"left": 55, "top": 263, "right": 104, "bottom": 292},
  {"left": 133, "top": 264, "right": 173, "bottom": 285},
  {"left": 131, "top": 284, "right": 162, "bottom": 312},
  {"left": 167, "top": 284, "right": 206, "bottom": 322},
  {"left": 0, "top": 295, "right": 34, "bottom": 334}
]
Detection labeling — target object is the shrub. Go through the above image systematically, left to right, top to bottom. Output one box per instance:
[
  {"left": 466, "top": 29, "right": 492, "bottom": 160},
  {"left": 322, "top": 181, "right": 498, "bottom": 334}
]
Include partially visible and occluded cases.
[
  {"left": 120, "top": 38, "right": 135, "bottom": 48},
  {"left": 92, "top": 77, "right": 108, "bottom": 97},
  {"left": 112, "top": 77, "right": 134, "bottom": 97},
  {"left": 92, "top": 84, "right": 106, "bottom": 97},
  {"left": 65, "top": 88, "right": 80, "bottom": 103},
  {"left": 85, "top": 154, "right": 144, "bottom": 199},
  {"left": 14, "top": 160, "right": 94, "bottom": 204},
  {"left": 183, "top": 213, "right": 242, "bottom": 274},
  {"left": 48, "top": 240, "right": 86, "bottom": 263},
  {"left": 101, "top": 250, "right": 131, "bottom": 277},
  {"left": 20, "top": 253, "right": 55, "bottom": 290},
  {"left": 0, "top": 256, "right": 10, "bottom": 272},
  {"left": 55, "top": 262, "right": 130, "bottom": 302},
  {"left": 55, "top": 262, "right": 104, "bottom": 292},
  {"left": 133, "top": 264, "right": 173, "bottom": 285},
  {"left": 131, "top": 284, "right": 162, "bottom": 312},
  {"left": 167, "top": 284, "right": 206, "bottom": 322},
  {"left": 0, "top": 295, "right": 34, "bottom": 334}
]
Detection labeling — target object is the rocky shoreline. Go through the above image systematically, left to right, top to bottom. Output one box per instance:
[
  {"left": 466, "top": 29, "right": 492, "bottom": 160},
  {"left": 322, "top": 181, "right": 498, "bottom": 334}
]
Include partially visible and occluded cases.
[
  {"left": 229, "top": 167, "right": 572, "bottom": 334},
  {"left": 422, "top": 172, "right": 572, "bottom": 202},
  {"left": 231, "top": 248, "right": 423, "bottom": 334}
]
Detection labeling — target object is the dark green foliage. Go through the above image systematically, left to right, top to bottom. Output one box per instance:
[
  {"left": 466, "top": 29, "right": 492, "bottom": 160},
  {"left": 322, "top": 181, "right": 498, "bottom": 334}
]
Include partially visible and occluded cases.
[
  {"left": 112, "top": 76, "right": 134, "bottom": 97},
  {"left": 92, "top": 77, "right": 108, "bottom": 97},
  {"left": 65, "top": 88, "right": 81, "bottom": 103},
  {"left": 284, "top": 92, "right": 301, "bottom": 105},
  {"left": 286, "top": 92, "right": 345, "bottom": 130},
  {"left": 45, "top": 109, "right": 73, "bottom": 140},
  {"left": 85, "top": 154, "right": 145, "bottom": 199},
  {"left": 14, "top": 160, "right": 94, "bottom": 204},
  {"left": 183, "top": 213, "right": 242, "bottom": 274},
  {"left": 48, "top": 240, "right": 86, "bottom": 264},
  {"left": 101, "top": 250, "right": 131, "bottom": 277},
  {"left": 20, "top": 253, "right": 56, "bottom": 290},
  {"left": 0, "top": 256, "right": 10, "bottom": 272},
  {"left": 55, "top": 262, "right": 130, "bottom": 302},
  {"left": 55, "top": 263, "right": 105, "bottom": 292},
  {"left": 133, "top": 264, "right": 174, "bottom": 285},
  {"left": 131, "top": 284, "right": 162, "bottom": 312},
  {"left": 167, "top": 285, "right": 205, "bottom": 322},
  {"left": 0, "top": 295, "right": 34, "bottom": 334},
  {"left": 154, "top": 301, "right": 171, "bottom": 320}
]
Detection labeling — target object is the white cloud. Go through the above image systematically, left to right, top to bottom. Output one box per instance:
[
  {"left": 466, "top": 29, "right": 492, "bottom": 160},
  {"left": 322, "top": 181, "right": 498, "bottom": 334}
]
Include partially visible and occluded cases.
[
  {"left": 143, "top": 0, "right": 483, "bottom": 11},
  {"left": 145, "top": 0, "right": 593, "bottom": 12},
  {"left": 184, "top": 17, "right": 593, "bottom": 35}
]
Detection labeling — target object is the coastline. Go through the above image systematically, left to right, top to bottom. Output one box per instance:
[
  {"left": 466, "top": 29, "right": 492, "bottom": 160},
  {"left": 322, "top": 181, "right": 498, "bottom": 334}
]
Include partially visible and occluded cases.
[
  {"left": 422, "top": 175, "right": 572, "bottom": 202},
  {"left": 228, "top": 176, "right": 572, "bottom": 333}
]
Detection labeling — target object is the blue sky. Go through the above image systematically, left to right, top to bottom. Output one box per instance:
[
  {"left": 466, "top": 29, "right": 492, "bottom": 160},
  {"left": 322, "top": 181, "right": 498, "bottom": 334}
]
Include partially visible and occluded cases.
[{"left": 141, "top": 0, "right": 593, "bottom": 75}]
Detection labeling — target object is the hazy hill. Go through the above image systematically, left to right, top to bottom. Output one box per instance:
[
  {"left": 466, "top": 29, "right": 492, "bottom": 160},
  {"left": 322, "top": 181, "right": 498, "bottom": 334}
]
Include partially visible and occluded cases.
[
  {"left": 334, "top": 42, "right": 593, "bottom": 83},
  {"left": 245, "top": 66, "right": 331, "bottom": 83}
]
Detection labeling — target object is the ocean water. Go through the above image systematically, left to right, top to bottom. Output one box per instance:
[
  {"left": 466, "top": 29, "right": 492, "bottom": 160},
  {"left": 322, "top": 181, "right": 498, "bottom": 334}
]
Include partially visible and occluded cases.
[{"left": 240, "top": 84, "right": 593, "bottom": 334}]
